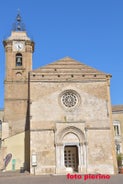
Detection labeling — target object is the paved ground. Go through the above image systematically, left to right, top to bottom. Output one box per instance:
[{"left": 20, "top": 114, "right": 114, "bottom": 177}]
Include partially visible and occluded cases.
[{"left": 0, "top": 173, "right": 123, "bottom": 184}]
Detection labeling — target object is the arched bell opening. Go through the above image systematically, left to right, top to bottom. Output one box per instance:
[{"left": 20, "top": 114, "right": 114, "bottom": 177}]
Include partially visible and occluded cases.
[{"left": 16, "top": 53, "right": 22, "bottom": 66}]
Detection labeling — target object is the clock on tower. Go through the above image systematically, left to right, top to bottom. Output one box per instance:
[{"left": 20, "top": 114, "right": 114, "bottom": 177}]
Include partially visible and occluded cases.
[{"left": 13, "top": 41, "right": 25, "bottom": 51}]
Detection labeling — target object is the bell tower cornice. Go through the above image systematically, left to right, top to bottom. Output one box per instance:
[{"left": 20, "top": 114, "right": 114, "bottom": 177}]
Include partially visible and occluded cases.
[
  {"left": 7, "top": 31, "right": 31, "bottom": 41},
  {"left": 3, "top": 37, "right": 34, "bottom": 53}
]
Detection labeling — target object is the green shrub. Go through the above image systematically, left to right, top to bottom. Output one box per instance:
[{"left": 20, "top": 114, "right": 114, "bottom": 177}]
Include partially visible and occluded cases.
[{"left": 117, "top": 153, "right": 123, "bottom": 167}]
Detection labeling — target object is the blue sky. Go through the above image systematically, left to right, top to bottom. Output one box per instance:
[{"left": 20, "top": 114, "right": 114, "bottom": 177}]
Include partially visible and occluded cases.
[{"left": 0, "top": 0, "right": 123, "bottom": 108}]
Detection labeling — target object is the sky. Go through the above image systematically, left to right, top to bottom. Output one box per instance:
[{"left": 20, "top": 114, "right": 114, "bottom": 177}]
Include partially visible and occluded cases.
[{"left": 0, "top": 0, "right": 123, "bottom": 108}]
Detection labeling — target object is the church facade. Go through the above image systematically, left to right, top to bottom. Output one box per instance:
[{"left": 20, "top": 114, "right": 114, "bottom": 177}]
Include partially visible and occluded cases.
[{"left": 0, "top": 14, "right": 117, "bottom": 174}]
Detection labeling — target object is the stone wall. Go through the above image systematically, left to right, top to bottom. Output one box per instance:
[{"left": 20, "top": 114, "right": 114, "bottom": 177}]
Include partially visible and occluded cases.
[{"left": 30, "top": 79, "right": 116, "bottom": 174}]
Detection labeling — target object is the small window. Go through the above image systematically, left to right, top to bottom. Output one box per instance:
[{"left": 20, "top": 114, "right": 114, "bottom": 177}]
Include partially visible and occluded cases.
[
  {"left": 16, "top": 53, "right": 22, "bottom": 66},
  {"left": 113, "top": 121, "right": 121, "bottom": 136},
  {"left": 114, "top": 125, "right": 120, "bottom": 135},
  {"left": 116, "top": 144, "right": 120, "bottom": 154}
]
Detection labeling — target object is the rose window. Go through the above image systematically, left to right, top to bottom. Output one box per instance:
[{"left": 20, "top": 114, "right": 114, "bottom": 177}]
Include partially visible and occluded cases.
[{"left": 61, "top": 90, "right": 79, "bottom": 109}]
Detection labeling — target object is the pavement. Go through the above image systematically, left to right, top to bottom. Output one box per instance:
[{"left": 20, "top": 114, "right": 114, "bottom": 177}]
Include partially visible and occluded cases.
[
  {"left": 0, "top": 170, "right": 30, "bottom": 177},
  {"left": 0, "top": 171, "right": 123, "bottom": 184}
]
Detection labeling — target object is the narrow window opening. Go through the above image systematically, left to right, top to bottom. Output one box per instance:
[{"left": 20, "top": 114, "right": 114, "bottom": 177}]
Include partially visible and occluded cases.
[{"left": 114, "top": 125, "right": 120, "bottom": 136}]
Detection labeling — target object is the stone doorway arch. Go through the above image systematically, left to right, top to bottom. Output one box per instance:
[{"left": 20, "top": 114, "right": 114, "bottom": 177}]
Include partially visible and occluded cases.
[{"left": 55, "top": 126, "right": 87, "bottom": 174}]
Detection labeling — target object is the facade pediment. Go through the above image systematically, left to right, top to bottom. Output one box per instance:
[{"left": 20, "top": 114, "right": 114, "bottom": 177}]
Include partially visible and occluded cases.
[{"left": 31, "top": 57, "right": 111, "bottom": 82}]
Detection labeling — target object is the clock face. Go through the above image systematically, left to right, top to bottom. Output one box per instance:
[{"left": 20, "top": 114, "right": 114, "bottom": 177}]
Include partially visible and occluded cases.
[{"left": 13, "top": 41, "right": 25, "bottom": 51}]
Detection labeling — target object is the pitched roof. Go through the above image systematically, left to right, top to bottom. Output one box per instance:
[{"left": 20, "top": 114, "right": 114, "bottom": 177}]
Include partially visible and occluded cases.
[
  {"left": 30, "top": 56, "right": 111, "bottom": 82},
  {"left": 112, "top": 105, "right": 123, "bottom": 112}
]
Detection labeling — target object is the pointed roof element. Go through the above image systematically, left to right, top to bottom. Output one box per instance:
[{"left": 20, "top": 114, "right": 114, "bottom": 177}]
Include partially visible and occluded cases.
[
  {"left": 6, "top": 11, "right": 31, "bottom": 41},
  {"left": 12, "top": 11, "right": 25, "bottom": 31},
  {"left": 33, "top": 56, "right": 107, "bottom": 74},
  {"left": 30, "top": 57, "right": 111, "bottom": 82}
]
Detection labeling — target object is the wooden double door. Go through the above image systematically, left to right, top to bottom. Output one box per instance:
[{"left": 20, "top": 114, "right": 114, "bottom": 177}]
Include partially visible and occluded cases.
[{"left": 64, "top": 145, "right": 79, "bottom": 172}]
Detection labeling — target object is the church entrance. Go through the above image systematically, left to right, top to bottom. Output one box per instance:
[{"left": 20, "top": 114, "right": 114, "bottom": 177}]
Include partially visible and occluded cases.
[
  {"left": 55, "top": 126, "right": 86, "bottom": 174},
  {"left": 64, "top": 145, "right": 79, "bottom": 172}
]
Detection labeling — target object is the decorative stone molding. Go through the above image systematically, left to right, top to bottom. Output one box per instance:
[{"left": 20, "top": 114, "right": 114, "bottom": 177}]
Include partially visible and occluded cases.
[{"left": 56, "top": 126, "right": 85, "bottom": 144}]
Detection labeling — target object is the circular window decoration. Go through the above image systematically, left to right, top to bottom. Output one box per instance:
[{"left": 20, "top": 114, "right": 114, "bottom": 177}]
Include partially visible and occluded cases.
[{"left": 60, "top": 90, "right": 80, "bottom": 110}]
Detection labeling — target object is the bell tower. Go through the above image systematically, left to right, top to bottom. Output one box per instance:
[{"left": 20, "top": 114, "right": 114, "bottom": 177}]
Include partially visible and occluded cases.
[{"left": 3, "top": 13, "right": 34, "bottom": 136}]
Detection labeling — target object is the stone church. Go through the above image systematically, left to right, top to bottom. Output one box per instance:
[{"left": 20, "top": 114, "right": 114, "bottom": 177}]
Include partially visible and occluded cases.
[{"left": 0, "top": 13, "right": 117, "bottom": 174}]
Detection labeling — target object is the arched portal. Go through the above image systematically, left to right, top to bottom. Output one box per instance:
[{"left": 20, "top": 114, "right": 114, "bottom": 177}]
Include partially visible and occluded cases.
[{"left": 55, "top": 126, "right": 87, "bottom": 174}]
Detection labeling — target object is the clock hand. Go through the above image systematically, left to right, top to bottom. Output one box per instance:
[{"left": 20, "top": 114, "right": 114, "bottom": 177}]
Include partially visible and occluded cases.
[{"left": 18, "top": 45, "right": 21, "bottom": 49}]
